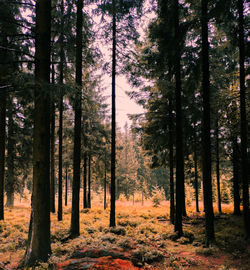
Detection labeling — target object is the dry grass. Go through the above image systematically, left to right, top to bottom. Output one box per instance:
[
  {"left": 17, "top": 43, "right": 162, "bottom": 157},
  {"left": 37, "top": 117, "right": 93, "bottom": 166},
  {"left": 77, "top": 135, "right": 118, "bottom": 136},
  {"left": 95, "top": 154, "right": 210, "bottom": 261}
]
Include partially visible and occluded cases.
[{"left": 0, "top": 196, "right": 249, "bottom": 269}]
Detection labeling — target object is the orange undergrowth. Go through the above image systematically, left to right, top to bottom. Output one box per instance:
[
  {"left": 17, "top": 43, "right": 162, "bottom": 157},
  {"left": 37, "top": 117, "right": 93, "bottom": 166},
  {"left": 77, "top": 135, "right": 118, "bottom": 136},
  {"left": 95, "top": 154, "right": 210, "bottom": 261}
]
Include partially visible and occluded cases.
[{"left": 0, "top": 197, "right": 249, "bottom": 270}]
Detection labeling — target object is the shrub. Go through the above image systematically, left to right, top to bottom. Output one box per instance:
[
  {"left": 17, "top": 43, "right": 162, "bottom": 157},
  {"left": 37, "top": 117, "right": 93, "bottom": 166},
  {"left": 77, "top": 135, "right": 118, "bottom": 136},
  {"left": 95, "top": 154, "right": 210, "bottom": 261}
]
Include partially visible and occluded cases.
[
  {"left": 151, "top": 186, "right": 165, "bottom": 207},
  {"left": 132, "top": 246, "right": 164, "bottom": 266}
]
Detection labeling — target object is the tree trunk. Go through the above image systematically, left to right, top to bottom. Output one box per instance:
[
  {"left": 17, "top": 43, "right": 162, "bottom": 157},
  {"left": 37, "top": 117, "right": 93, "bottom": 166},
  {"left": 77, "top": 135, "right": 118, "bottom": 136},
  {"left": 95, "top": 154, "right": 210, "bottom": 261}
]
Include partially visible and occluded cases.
[
  {"left": 22, "top": 0, "right": 51, "bottom": 265},
  {"left": 58, "top": 0, "right": 64, "bottom": 222},
  {"left": 70, "top": 0, "right": 83, "bottom": 237},
  {"left": 110, "top": 0, "right": 117, "bottom": 227},
  {"left": 174, "top": 0, "right": 184, "bottom": 237},
  {"left": 201, "top": 0, "right": 215, "bottom": 246},
  {"left": 238, "top": 0, "right": 249, "bottom": 239},
  {"left": 0, "top": 42, "right": 7, "bottom": 220},
  {"left": 50, "top": 63, "right": 55, "bottom": 214},
  {"left": 58, "top": 90, "right": 63, "bottom": 221},
  {"left": 169, "top": 97, "right": 175, "bottom": 224},
  {"left": 6, "top": 99, "right": 15, "bottom": 207},
  {"left": 215, "top": 114, "right": 222, "bottom": 213},
  {"left": 194, "top": 130, "right": 199, "bottom": 213},
  {"left": 232, "top": 136, "right": 241, "bottom": 216},
  {"left": 104, "top": 151, "right": 107, "bottom": 210},
  {"left": 83, "top": 153, "right": 87, "bottom": 208},
  {"left": 87, "top": 155, "right": 91, "bottom": 208},
  {"left": 65, "top": 167, "right": 68, "bottom": 206}
]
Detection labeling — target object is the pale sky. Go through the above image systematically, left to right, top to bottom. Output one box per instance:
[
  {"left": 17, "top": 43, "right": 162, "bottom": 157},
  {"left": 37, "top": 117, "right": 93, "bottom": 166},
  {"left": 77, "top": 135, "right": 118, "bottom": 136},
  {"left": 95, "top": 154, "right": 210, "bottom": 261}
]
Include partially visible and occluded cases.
[{"left": 103, "top": 75, "right": 144, "bottom": 131}]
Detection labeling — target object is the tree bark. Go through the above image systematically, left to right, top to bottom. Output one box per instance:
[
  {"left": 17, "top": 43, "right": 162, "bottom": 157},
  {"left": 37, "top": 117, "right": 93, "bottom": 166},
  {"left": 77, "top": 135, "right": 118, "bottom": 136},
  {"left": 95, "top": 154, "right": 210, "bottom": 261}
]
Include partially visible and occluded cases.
[
  {"left": 22, "top": 0, "right": 51, "bottom": 265},
  {"left": 58, "top": 0, "right": 64, "bottom": 222},
  {"left": 70, "top": 0, "right": 83, "bottom": 237},
  {"left": 110, "top": 0, "right": 117, "bottom": 227},
  {"left": 174, "top": 0, "right": 184, "bottom": 237},
  {"left": 201, "top": 0, "right": 215, "bottom": 246},
  {"left": 238, "top": 0, "right": 249, "bottom": 239},
  {"left": 0, "top": 33, "right": 8, "bottom": 220},
  {"left": 50, "top": 63, "right": 55, "bottom": 214},
  {"left": 0, "top": 88, "right": 6, "bottom": 219},
  {"left": 169, "top": 97, "right": 175, "bottom": 224},
  {"left": 6, "top": 99, "right": 15, "bottom": 207},
  {"left": 215, "top": 114, "right": 222, "bottom": 213},
  {"left": 194, "top": 130, "right": 199, "bottom": 213},
  {"left": 232, "top": 136, "right": 241, "bottom": 216},
  {"left": 104, "top": 151, "right": 107, "bottom": 210},
  {"left": 83, "top": 152, "right": 87, "bottom": 208},
  {"left": 88, "top": 155, "right": 91, "bottom": 208},
  {"left": 65, "top": 167, "right": 68, "bottom": 206}
]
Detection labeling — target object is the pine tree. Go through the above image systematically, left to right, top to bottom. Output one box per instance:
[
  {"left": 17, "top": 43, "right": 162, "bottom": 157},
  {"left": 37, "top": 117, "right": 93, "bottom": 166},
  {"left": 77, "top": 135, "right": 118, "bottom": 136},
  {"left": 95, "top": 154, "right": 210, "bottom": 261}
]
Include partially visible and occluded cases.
[
  {"left": 22, "top": 0, "right": 52, "bottom": 265},
  {"left": 70, "top": 0, "right": 83, "bottom": 237},
  {"left": 201, "top": 0, "right": 215, "bottom": 246},
  {"left": 238, "top": 0, "right": 249, "bottom": 239}
]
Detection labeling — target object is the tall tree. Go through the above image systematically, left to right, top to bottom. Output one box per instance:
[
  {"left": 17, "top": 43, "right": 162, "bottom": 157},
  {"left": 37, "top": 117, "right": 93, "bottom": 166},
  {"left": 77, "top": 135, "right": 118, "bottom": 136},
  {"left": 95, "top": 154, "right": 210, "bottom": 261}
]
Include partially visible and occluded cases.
[
  {"left": 22, "top": 0, "right": 52, "bottom": 265},
  {"left": 58, "top": 0, "right": 65, "bottom": 222},
  {"left": 70, "top": 0, "right": 83, "bottom": 237},
  {"left": 110, "top": 0, "right": 117, "bottom": 227},
  {"left": 173, "top": 0, "right": 184, "bottom": 237},
  {"left": 201, "top": 0, "right": 215, "bottom": 246},
  {"left": 238, "top": 0, "right": 249, "bottom": 239},
  {"left": 50, "top": 63, "right": 56, "bottom": 213}
]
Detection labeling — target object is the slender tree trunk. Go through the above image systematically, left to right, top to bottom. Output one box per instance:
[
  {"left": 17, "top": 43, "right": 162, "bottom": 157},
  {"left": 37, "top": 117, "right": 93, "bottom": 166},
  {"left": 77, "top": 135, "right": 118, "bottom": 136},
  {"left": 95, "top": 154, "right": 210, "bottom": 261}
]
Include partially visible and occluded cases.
[
  {"left": 22, "top": 0, "right": 51, "bottom": 265},
  {"left": 58, "top": 0, "right": 64, "bottom": 222},
  {"left": 70, "top": 0, "right": 83, "bottom": 237},
  {"left": 110, "top": 0, "right": 116, "bottom": 227},
  {"left": 174, "top": 0, "right": 184, "bottom": 237},
  {"left": 201, "top": 0, "right": 215, "bottom": 246},
  {"left": 238, "top": 0, "right": 249, "bottom": 239},
  {"left": 0, "top": 31, "right": 9, "bottom": 220},
  {"left": 50, "top": 62, "right": 55, "bottom": 214},
  {"left": 0, "top": 88, "right": 6, "bottom": 220},
  {"left": 58, "top": 91, "right": 63, "bottom": 221},
  {"left": 169, "top": 97, "right": 175, "bottom": 224},
  {"left": 6, "top": 99, "right": 15, "bottom": 207},
  {"left": 215, "top": 114, "right": 222, "bottom": 213},
  {"left": 83, "top": 120, "right": 87, "bottom": 209},
  {"left": 194, "top": 131, "right": 199, "bottom": 213},
  {"left": 232, "top": 136, "right": 241, "bottom": 215},
  {"left": 104, "top": 151, "right": 107, "bottom": 210},
  {"left": 83, "top": 153, "right": 87, "bottom": 208},
  {"left": 87, "top": 155, "right": 91, "bottom": 208},
  {"left": 65, "top": 167, "right": 68, "bottom": 206},
  {"left": 182, "top": 183, "right": 187, "bottom": 217}
]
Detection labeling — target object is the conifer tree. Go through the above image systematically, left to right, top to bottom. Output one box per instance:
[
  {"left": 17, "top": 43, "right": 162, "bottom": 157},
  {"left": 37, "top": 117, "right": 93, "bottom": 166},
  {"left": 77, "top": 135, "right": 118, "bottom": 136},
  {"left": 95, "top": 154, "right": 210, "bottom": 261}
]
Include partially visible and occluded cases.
[
  {"left": 22, "top": 0, "right": 52, "bottom": 265},
  {"left": 71, "top": 0, "right": 83, "bottom": 237},
  {"left": 201, "top": 0, "right": 215, "bottom": 246},
  {"left": 238, "top": 0, "right": 249, "bottom": 239}
]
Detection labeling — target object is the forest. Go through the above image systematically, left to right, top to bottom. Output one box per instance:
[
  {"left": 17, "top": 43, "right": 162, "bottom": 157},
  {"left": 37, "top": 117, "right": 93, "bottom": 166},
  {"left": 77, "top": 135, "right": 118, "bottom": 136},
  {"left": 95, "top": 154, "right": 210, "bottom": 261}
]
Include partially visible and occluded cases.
[{"left": 0, "top": 0, "right": 249, "bottom": 269}]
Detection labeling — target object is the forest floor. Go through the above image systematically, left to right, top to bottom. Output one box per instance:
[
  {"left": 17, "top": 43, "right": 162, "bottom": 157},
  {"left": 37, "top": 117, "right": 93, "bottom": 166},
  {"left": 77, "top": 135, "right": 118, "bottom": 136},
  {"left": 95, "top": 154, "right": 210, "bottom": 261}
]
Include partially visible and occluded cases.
[{"left": 0, "top": 197, "right": 249, "bottom": 269}]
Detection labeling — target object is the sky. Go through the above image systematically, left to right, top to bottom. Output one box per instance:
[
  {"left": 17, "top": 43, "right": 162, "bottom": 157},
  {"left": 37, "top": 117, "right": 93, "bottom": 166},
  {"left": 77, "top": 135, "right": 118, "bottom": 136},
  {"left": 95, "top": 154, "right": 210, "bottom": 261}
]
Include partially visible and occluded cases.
[{"left": 102, "top": 75, "right": 144, "bottom": 131}]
